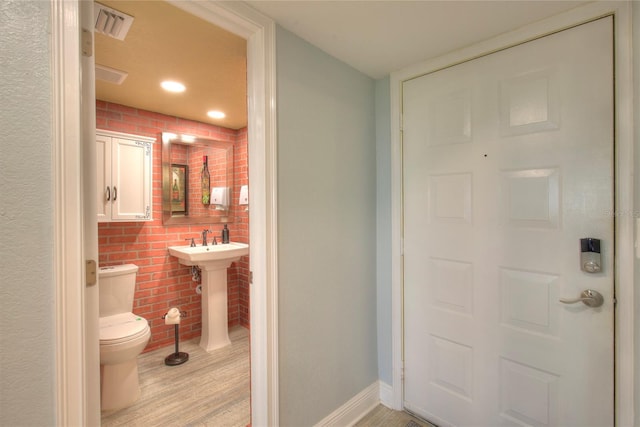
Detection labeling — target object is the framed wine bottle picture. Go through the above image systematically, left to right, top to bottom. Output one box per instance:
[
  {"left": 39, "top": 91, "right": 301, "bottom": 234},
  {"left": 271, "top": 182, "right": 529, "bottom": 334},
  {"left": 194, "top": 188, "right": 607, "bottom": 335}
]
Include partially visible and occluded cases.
[{"left": 171, "top": 164, "right": 187, "bottom": 215}]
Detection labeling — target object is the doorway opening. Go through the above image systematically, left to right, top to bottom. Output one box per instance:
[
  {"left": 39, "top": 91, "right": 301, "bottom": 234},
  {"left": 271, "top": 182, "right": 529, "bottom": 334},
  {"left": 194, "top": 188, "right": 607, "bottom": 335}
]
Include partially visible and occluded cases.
[
  {"left": 53, "top": 1, "right": 278, "bottom": 425},
  {"left": 94, "top": 3, "right": 251, "bottom": 423}
]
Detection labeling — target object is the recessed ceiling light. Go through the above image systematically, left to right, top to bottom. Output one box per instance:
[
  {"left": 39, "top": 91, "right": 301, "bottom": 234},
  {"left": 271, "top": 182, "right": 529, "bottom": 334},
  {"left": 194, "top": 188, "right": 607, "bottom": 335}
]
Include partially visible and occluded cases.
[
  {"left": 161, "top": 80, "right": 186, "bottom": 93},
  {"left": 207, "top": 110, "right": 226, "bottom": 119}
]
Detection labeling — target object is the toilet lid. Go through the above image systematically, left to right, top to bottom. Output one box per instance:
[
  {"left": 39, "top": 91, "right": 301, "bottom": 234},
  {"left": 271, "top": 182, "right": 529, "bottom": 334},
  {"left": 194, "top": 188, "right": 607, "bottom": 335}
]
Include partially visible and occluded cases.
[{"left": 100, "top": 312, "right": 149, "bottom": 343}]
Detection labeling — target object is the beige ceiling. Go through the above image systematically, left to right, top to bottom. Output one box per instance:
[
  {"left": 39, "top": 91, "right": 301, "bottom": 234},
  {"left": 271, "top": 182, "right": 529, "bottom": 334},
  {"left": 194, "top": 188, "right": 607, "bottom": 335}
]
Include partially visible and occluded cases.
[{"left": 95, "top": 1, "right": 248, "bottom": 130}]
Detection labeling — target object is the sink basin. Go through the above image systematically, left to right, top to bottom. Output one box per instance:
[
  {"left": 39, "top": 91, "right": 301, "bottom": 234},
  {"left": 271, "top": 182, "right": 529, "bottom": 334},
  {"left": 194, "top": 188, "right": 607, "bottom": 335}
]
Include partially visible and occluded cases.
[
  {"left": 167, "top": 241, "right": 249, "bottom": 352},
  {"left": 168, "top": 242, "right": 249, "bottom": 266}
]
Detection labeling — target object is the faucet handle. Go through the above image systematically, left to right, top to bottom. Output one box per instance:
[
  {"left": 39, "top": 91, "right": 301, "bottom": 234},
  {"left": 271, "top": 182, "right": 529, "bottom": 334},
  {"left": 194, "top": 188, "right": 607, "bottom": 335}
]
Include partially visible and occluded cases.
[{"left": 185, "top": 237, "right": 196, "bottom": 247}]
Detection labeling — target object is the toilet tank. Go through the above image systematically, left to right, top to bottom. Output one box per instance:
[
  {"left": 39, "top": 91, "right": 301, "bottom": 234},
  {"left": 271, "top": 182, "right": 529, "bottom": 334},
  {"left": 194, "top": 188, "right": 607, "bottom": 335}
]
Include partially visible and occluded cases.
[{"left": 99, "top": 264, "right": 139, "bottom": 318}]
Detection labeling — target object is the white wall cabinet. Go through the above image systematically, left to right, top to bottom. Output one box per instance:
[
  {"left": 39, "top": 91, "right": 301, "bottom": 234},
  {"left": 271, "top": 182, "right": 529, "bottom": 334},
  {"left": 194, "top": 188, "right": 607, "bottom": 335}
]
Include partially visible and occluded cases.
[{"left": 96, "top": 130, "right": 154, "bottom": 222}]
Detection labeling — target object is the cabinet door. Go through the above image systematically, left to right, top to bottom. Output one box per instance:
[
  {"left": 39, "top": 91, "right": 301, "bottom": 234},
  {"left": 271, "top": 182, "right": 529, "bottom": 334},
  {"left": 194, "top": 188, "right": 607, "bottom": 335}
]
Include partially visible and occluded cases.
[
  {"left": 96, "top": 133, "right": 111, "bottom": 222},
  {"left": 111, "top": 137, "right": 152, "bottom": 221}
]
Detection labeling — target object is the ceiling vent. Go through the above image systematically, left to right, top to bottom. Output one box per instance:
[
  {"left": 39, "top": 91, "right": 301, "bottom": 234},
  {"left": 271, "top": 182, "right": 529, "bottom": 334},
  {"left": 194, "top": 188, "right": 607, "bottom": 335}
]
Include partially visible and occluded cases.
[
  {"left": 94, "top": 2, "right": 134, "bottom": 41},
  {"left": 95, "top": 64, "right": 128, "bottom": 85}
]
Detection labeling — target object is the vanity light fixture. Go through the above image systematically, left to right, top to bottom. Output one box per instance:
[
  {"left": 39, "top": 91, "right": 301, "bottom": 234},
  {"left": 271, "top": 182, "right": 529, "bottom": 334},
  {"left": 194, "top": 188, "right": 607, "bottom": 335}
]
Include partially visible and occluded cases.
[
  {"left": 161, "top": 80, "right": 186, "bottom": 93},
  {"left": 207, "top": 110, "right": 226, "bottom": 119}
]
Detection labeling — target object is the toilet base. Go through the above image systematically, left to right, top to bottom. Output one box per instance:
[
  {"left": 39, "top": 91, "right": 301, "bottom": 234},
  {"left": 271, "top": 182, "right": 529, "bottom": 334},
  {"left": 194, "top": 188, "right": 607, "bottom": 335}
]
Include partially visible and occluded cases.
[{"left": 100, "top": 359, "right": 141, "bottom": 411}]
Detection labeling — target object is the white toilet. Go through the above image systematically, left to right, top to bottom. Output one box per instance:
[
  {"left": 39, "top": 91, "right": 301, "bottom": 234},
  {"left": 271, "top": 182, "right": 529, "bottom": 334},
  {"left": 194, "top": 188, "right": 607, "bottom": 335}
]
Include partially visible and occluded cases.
[{"left": 99, "top": 264, "right": 151, "bottom": 411}]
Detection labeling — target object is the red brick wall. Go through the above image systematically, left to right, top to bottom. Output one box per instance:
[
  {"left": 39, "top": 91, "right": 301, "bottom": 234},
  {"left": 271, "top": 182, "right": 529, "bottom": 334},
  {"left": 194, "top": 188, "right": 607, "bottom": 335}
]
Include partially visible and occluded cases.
[{"left": 96, "top": 101, "right": 250, "bottom": 352}]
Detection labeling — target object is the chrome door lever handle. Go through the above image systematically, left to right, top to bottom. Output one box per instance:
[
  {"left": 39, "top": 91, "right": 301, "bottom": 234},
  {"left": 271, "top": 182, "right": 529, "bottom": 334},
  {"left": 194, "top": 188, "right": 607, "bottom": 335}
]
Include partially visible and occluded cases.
[
  {"left": 559, "top": 289, "right": 604, "bottom": 308},
  {"left": 559, "top": 296, "right": 591, "bottom": 304}
]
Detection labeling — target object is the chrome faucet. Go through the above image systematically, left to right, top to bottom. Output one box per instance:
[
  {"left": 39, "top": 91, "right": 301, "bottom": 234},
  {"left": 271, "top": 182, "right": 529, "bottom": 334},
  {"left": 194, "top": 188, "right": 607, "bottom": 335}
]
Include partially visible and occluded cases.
[{"left": 201, "top": 229, "right": 213, "bottom": 246}]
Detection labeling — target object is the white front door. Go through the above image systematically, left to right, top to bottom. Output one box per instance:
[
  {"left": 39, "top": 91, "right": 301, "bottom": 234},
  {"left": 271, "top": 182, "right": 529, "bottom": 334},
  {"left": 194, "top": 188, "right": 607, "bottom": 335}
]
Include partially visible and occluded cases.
[{"left": 402, "top": 17, "right": 614, "bottom": 426}]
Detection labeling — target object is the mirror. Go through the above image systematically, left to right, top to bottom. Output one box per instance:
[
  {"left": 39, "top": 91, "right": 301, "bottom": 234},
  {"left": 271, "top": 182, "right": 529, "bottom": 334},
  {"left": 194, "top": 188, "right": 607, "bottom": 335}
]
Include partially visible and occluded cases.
[{"left": 162, "top": 132, "right": 234, "bottom": 225}]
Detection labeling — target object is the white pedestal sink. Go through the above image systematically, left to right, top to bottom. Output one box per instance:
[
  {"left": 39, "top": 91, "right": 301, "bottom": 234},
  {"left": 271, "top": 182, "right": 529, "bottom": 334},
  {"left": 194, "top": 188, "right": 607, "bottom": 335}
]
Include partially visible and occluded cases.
[{"left": 168, "top": 242, "right": 249, "bottom": 352}]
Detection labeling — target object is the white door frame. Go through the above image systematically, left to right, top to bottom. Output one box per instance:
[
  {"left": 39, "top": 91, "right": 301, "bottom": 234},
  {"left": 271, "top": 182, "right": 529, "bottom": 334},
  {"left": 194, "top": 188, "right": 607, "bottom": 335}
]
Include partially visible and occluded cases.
[
  {"left": 52, "top": 1, "right": 279, "bottom": 425},
  {"left": 390, "top": 1, "right": 634, "bottom": 424}
]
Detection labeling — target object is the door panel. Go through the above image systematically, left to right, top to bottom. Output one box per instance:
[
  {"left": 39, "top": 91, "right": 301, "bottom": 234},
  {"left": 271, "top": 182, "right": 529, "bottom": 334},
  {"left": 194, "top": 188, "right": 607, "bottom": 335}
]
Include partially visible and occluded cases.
[
  {"left": 403, "top": 17, "right": 613, "bottom": 427},
  {"left": 112, "top": 137, "right": 146, "bottom": 219}
]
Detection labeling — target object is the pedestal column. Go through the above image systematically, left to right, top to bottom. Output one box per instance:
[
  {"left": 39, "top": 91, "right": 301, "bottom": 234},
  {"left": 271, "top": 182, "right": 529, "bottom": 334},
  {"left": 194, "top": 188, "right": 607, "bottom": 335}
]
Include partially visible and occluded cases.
[{"left": 198, "top": 257, "right": 238, "bottom": 352}]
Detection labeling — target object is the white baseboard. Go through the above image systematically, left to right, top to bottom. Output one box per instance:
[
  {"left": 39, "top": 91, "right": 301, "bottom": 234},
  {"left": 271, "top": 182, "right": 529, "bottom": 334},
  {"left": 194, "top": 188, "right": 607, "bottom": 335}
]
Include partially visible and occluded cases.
[
  {"left": 315, "top": 381, "right": 381, "bottom": 427},
  {"left": 378, "top": 381, "right": 394, "bottom": 408}
]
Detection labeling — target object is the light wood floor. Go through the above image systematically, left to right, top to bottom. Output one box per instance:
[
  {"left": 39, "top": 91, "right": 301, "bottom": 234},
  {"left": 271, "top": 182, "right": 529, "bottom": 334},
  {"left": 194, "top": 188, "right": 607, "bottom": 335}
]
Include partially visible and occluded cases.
[
  {"left": 101, "top": 325, "right": 432, "bottom": 427},
  {"left": 101, "top": 326, "right": 250, "bottom": 427},
  {"left": 355, "top": 405, "right": 435, "bottom": 427}
]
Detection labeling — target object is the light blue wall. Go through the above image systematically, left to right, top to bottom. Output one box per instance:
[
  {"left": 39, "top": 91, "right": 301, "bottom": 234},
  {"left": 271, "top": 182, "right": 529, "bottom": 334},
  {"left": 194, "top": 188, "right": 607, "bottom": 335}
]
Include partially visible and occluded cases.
[
  {"left": 0, "top": 1, "right": 55, "bottom": 425},
  {"left": 276, "top": 26, "right": 378, "bottom": 426},
  {"left": 375, "top": 77, "right": 392, "bottom": 386}
]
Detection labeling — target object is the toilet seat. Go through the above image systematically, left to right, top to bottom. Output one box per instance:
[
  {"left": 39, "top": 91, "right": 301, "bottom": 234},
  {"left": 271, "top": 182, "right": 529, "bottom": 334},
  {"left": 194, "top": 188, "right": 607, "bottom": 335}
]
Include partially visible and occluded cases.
[{"left": 100, "top": 312, "right": 149, "bottom": 345}]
